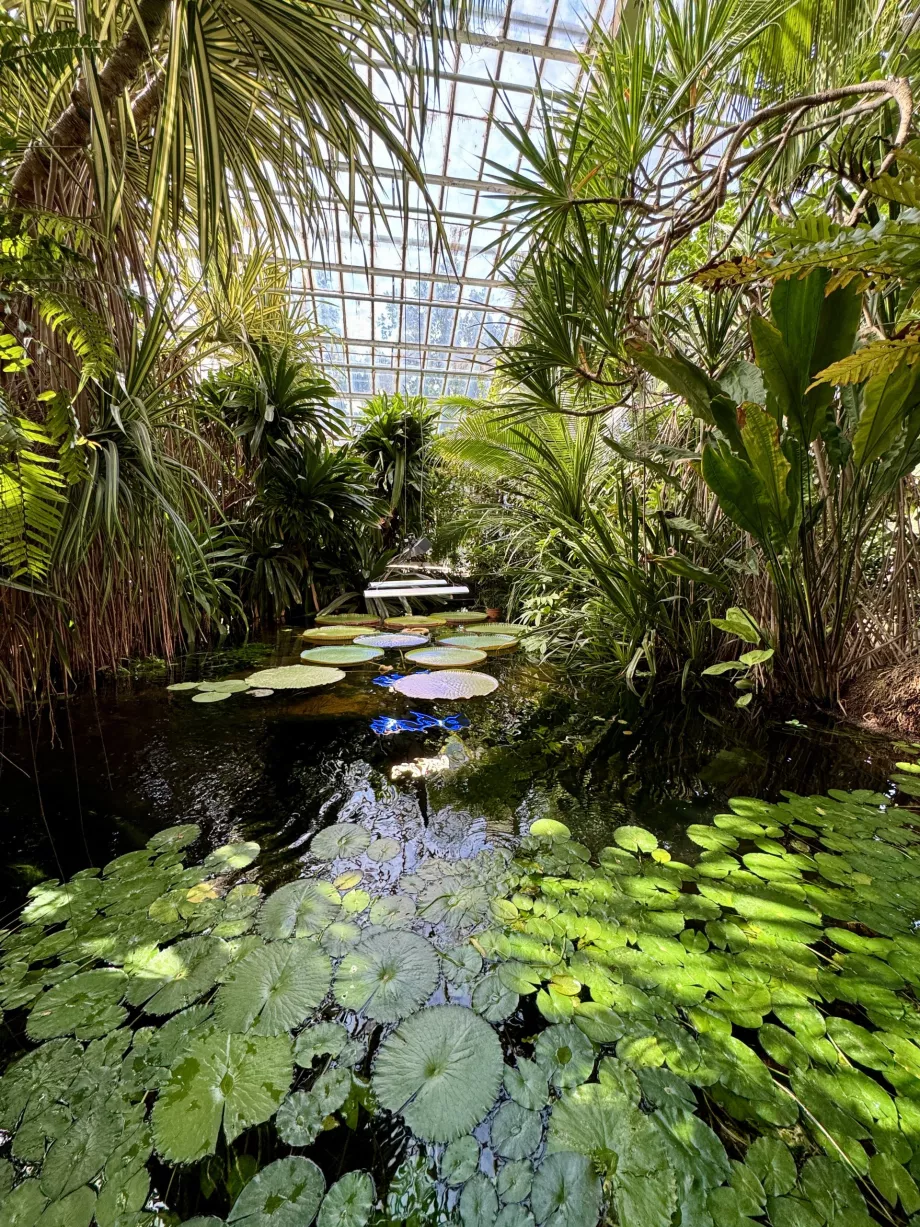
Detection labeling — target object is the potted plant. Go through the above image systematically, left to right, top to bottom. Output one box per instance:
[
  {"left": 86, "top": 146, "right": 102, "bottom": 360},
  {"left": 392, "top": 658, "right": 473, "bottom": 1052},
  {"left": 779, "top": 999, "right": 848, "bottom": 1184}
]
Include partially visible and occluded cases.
[{"left": 477, "top": 576, "right": 506, "bottom": 621}]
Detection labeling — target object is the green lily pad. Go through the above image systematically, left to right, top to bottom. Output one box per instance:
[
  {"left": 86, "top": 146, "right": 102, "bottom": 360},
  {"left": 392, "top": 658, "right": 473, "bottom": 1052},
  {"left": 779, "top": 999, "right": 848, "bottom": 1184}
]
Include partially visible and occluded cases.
[
  {"left": 441, "top": 611, "right": 489, "bottom": 624},
  {"left": 315, "top": 614, "right": 380, "bottom": 626},
  {"left": 384, "top": 615, "right": 448, "bottom": 628},
  {"left": 461, "top": 623, "right": 525, "bottom": 636},
  {"left": 301, "top": 626, "right": 367, "bottom": 643},
  {"left": 441, "top": 634, "right": 518, "bottom": 653},
  {"left": 300, "top": 646, "right": 383, "bottom": 666},
  {"left": 405, "top": 646, "right": 488, "bottom": 668},
  {"left": 245, "top": 665, "right": 346, "bottom": 687},
  {"left": 391, "top": 671, "right": 499, "bottom": 699},
  {"left": 200, "top": 679, "right": 252, "bottom": 693},
  {"left": 166, "top": 682, "right": 200, "bottom": 692},
  {"left": 192, "top": 690, "right": 233, "bottom": 703},
  {"left": 530, "top": 819, "right": 572, "bottom": 839},
  {"left": 311, "top": 824, "right": 372, "bottom": 861},
  {"left": 613, "top": 825, "right": 659, "bottom": 853},
  {"left": 366, "top": 837, "right": 402, "bottom": 862},
  {"left": 204, "top": 842, "right": 261, "bottom": 873},
  {"left": 260, "top": 880, "right": 343, "bottom": 939},
  {"left": 320, "top": 921, "right": 363, "bottom": 957},
  {"left": 334, "top": 931, "right": 439, "bottom": 1021},
  {"left": 126, "top": 937, "right": 230, "bottom": 1015},
  {"left": 215, "top": 939, "right": 331, "bottom": 1034},
  {"left": 26, "top": 969, "right": 127, "bottom": 1041},
  {"left": 373, "top": 1005, "right": 503, "bottom": 1141},
  {"left": 294, "top": 1021, "right": 348, "bottom": 1067},
  {"left": 535, "top": 1024, "right": 595, "bottom": 1088},
  {"left": 152, "top": 1031, "right": 292, "bottom": 1162},
  {"left": 504, "top": 1059, "right": 550, "bottom": 1110},
  {"left": 275, "top": 1090, "right": 325, "bottom": 1147},
  {"left": 491, "top": 1100, "right": 543, "bottom": 1159},
  {"left": 41, "top": 1110, "right": 120, "bottom": 1198},
  {"left": 442, "top": 1135, "right": 481, "bottom": 1185},
  {"left": 745, "top": 1137, "right": 796, "bottom": 1197},
  {"left": 531, "top": 1153, "right": 602, "bottom": 1227},
  {"left": 228, "top": 1157, "right": 325, "bottom": 1227},
  {"left": 497, "top": 1160, "right": 533, "bottom": 1205},
  {"left": 317, "top": 1171, "right": 375, "bottom": 1227},
  {"left": 460, "top": 1173, "right": 498, "bottom": 1227},
  {"left": 36, "top": 1187, "right": 96, "bottom": 1227}
]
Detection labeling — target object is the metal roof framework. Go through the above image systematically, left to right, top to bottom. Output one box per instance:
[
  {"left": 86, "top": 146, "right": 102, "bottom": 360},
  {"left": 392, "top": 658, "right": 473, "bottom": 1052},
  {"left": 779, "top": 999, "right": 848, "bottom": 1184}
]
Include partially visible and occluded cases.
[{"left": 297, "top": 0, "right": 616, "bottom": 422}]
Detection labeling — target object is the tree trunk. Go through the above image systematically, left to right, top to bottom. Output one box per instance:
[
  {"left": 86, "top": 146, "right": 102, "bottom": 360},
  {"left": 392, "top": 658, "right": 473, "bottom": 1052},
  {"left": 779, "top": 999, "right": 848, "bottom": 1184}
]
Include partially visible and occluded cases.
[{"left": 10, "top": 0, "right": 170, "bottom": 207}]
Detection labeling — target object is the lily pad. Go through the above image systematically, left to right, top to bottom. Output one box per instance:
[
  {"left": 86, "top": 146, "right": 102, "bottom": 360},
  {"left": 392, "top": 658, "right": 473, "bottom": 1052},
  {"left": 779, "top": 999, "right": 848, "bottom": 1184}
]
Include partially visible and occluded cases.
[
  {"left": 440, "top": 611, "right": 489, "bottom": 624},
  {"left": 315, "top": 614, "right": 380, "bottom": 626},
  {"left": 384, "top": 615, "right": 448, "bottom": 628},
  {"left": 460, "top": 623, "right": 525, "bottom": 636},
  {"left": 301, "top": 626, "right": 367, "bottom": 643},
  {"left": 353, "top": 633, "right": 429, "bottom": 649},
  {"left": 441, "top": 634, "right": 518, "bottom": 653},
  {"left": 300, "top": 647, "right": 383, "bottom": 666},
  {"left": 405, "top": 647, "right": 487, "bottom": 668},
  {"left": 245, "top": 666, "right": 346, "bottom": 689},
  {"left": 391, "top": 671, "right": 498, "bottom": 700},
  {"left": 201, "top": 679, "right": 252, "bottom": 693},
  {"left": 166, "top": 682, "right": 200, "bottom": 692},
  {"left": 192, "top": 690, "right": 233, "bottom": 704},
  {"left": 311, "top": 824, "right": 372, "bottom": 861},
  {"left": 366, "top": 837, "right": 402, "bottom": 863},
  {"left": 204, "top": 842, "right": 261, "bottom": 872},
  {"left": 260, "top": 880, "right": 343, "bottom": 939},
  {"left": 369, "top": 895, "right": 416, "bottom": 928},
  {"left": 334, "top": 931, "right": 439, "bottom": 1021},
  {"left": 126, "top": 936, "right": 230, "bottom": 1015},
  {"left": 215, "top": 940, "right": 332, "bottom": 1033},
  {"left": 26, "top": 969, "right": 128, "bottom": 1041},
  {"left": 472, "top": 972, "right": 519, "bottom": 1022},
  {"left": 373, "top": 1005, "right": 503, "bottom": 1141},
  {"left": 294, "top": 1022, "right": 348, "bottom": 1067},
  {"left": 535, "top": 1024, "right": 595, "bottom": 1088},
  {"left": 152, "top": 1030, "right": 293, "bottom": 1162},
  {"left": 504, "top": 1059, "right": 550, "bottom": 1110},
  {"left": 275, "top": 1090, "right": 324, "bottom": 1147},
  {"left": 491, "top": 1100, "right": 543, "bottom": 1159},
  {"left": 41, "top": 1110, "right": 120, "bottom": 1198},
  {"left": 442, "top": 1135, "right": 481, "bottom": 1185},
  {"left": 531, "top": 1153, "right": 602, "bottom": 1227},
  {"left": 228, "top": 1156, "right": 325, "bottom": 1227},
  {"left": 497, "top": 1162, "right": 533, "bottom": 1205},
  {"left": 317, "top": 1171, "right": 375, "bottom": 1227},
  {"left": 460, "top": 1173, "right": 499, "bottom": 1227}
]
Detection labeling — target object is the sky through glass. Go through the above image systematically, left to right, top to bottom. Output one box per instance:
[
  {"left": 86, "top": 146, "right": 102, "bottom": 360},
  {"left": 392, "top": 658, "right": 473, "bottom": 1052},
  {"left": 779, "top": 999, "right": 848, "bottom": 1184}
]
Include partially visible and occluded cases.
[{"left": 293, "top": 0, "right": 616, "bottom": 421}]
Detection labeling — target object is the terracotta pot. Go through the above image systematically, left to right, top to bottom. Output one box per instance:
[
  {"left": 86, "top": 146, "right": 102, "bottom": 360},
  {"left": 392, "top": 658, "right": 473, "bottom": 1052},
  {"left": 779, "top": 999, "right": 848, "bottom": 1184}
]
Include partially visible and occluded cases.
[{"left": 486, "top": 607, "right": 501, "bottom": 620}]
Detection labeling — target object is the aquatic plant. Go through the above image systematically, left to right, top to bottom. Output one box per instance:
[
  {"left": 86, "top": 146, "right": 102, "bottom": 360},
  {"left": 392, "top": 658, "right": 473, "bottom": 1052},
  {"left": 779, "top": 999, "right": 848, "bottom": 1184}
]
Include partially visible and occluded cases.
[
  {"left": 384, "top": 616, "right": 449, "bottom": 629},
  {"left": 301, "top": 627, "right": 368, "bottom": 644},
  {"left": 441, "top": 634, "right": 519, "bottom": 653},
  {"left": 354, "top": 635, "right": 430, "bottom": 650},
  {"left": 299, "top": 647, "right": 384, "bottom": 667},
  {"left": 405, "top": 647, "right": 488, "bottom": 669},
  {"left": 244, "top": 666, "right": 345, "bottom": 689},
  {"left": 390, "top": 670, "right": 499, "bottom": 699},
  {"left": 5, "top": 778, "right": 920, "bottom": 1223}
]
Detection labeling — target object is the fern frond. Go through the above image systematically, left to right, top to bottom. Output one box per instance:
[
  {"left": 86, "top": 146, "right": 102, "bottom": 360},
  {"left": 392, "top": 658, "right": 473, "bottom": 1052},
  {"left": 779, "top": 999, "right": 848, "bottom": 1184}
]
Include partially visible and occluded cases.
[{"left": 810, "top": 332, "right": 920, "bottom": 387}]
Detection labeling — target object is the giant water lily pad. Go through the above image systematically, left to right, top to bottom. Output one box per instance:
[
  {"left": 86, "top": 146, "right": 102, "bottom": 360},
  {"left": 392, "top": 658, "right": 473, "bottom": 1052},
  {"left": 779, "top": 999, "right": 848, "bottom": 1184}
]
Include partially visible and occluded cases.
[
  {"left": 440, "top": 611, "right": 489, "bottom": 624},
  {"left": 315, "top": 614, "right": 379, "bottom": 626},
  {"left": 384, "top": 615, "right": 448, "bottom": 628},
  {"left": 460, "top": 623, "right": 525, "bottom": 637},
  {"left": 301, "top": 626, "right": 367, "bottom": 643},
  {"left": 353, "top": 633, "right": 429, "bottom": 649},
  {"left": 441, "top": 634, "right": 518, "bottom": 653},
  {"left": 300, "top": 647, "right": 383, "bottom": 667},
  {"left": 405, "top": 647, "right": 487, "bottom": 669},
  {"left": 245, "top": 666, "right": 345, "bottom": 689},
  {"left": 391, "top": 671, "right": 498, "bottom": 700},
  {"left": 198, "top": 679, "right": 251, "bottom": 693},
  {"left": 192, "top": 690, "right": 232, "bottom": 704},
  {"left": 334, "top": 931, "right": 439, "bottom": 1021},
  {"left": 215, "top": 940, "right": 331, "bottom": 1034},
  {"left": 373, "top": 1005, "right": 503, "bottom": 1141},
  {"left": 151, "top": 1030, "right": 292, "bottom": 1162},
  {"left": 228, "top": 1156, "right": 324, "bottom": 1227}
]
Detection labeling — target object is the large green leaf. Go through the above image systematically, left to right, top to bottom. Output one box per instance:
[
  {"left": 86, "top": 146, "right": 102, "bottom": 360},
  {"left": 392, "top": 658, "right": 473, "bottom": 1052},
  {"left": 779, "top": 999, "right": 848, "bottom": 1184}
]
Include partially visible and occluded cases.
[
  {"left": 750, "top": 314, "right": 801, "bottom": 426},
  {"left": 852, "top": 358, "right": 920, "bottom": 470},
  {"left": 739, "top": 403, "right": 794, "bottom": 540},
  {"left": 701, "top": 442, "right": 770, "bottom": 545},
  {"left": 310, "top": 824, "right": 371, "bottom": 862},
  {"left": 259, "top": 881, "right": 343, "bottom": 939},
  {"left": 334, "top": 931, "right": 438, "bottom": 1022},
  {"left": 126, "top": 936, "right": 231, "bottom": 1015},
  {"left": 215, "top": 940, "right": 331, "bottom": 1034},
  {"left": 26, "top": 970, "right": 127, "bottom": 1041},
  {"left": 373, "top": 1005, "right": 503, "bottom": 1142},
  {"left": 152, "top": 1030, "right": 293, "bottom": 1162},
  {"left": 0, "top": 1039, "right": 82, "bottom": 1129},
  {"left": 491, "top": 1101, "right": 543, "bottom": 1159},
  {"left": 40, "top": 1110, "right": 120, "bottom": 1198},
  {"left": 530, "top": 1153, "right": 602, "bottom": 1227},
  {"left": 228, "top": 1157, "right": 325, "bottom": 1227},
  {"left": 316, "top": 1171, "right": 375, "bottom": 1227}
]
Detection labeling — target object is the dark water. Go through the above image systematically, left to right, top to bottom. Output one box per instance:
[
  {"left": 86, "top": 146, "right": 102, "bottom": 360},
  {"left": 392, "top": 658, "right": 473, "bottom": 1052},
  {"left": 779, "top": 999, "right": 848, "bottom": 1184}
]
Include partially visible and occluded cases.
[{"left": 0, "top": 629, "right": 909, "bottom": 917}]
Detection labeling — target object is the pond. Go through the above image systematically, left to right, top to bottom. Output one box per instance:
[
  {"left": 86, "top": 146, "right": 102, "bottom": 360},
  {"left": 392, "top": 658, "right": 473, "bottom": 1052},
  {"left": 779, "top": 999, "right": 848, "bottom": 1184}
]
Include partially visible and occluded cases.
[{"left": 1, "top": 630, "right": 919, "bottom": 1227}]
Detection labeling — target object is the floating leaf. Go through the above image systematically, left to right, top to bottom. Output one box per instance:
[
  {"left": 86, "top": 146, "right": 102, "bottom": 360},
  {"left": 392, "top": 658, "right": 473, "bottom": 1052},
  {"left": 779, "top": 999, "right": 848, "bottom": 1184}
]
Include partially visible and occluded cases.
[
  {"left": 440, "top": 611, "right": 489, "bottom": 624},
  {"left": 315, "top": 614, "right": 380, "bottom": 626},
  {"left": 384, "top": 615, "right": 448, "bottom": 628},
  {"left": 354, "top": 633, "right": 429, "bottom": 649},
  {"left": 441, "top": 634, "right": 518, "bottom": 652},
  {"left": 300, "top": 646, "right": 383, "bottom": 666},
  {"left": 405, "top": 646, "right": 488, "bottom": 668},
  {"left": 245, "top": 666, "right": 345, "bottom": 688},
  {"left": 390, "top": 671, "right": 498, "bottom": 699},
  {"left": 200, "top": 679, "right": 252, "bottom": 693},
  {"left": 166, "top": 682, "right": 199, "bottom": 692},
  {"left": 192, "top": 690, "right": 233, "bottom": 703},
  {"left": 530, "top": 819, "right": 571, "bottom": 839},
  {"left": 311, "top": 824, "right": 372, "bottom": 862},
  {"left": 613, "top": 826, "right": 659, "bottom": 853},
  {"left": 366, "top": 838, "right": 402, "bottom": 863},
  {"left": 204, "top": 842, "right": 260, "bottom": 873},
  {"left": 260, "top": 881, "right": 343, "bottom": 939},
  {"left": 369, "top": 896, "right": 416, "bottom": 928},
  {"left": 321, "top": 921, "right": 363, "bottom": 957},
  {"left": 334, "top": 931, "right": 439, "bottom": 1021},
  {"left": 126, "top": 937, "right": 230, "bottom": 1015},
  {"left": 216, "top": 940, "right": 331, "bottom": 1034},
  {"left": 26, "top": 970, "right": 127, "bottom": 1041},
  {"left": 472, "top": 971, "right": 519, "bottom": 1022},
  {"left": 373, "top": 1005, "right": 503, "bottom": 1141},
  {"left": 294, "top": 1022, "right": 348, "bottom": 1067},
  {"left": 535, "top": 1024, "right": 595, "bottom": 1088},
  {"left": 152, "top": 1031, "right": 292, "bottom": 1162},
  {"left": 504, "top": 1059, "right": 550, "bottom": 1110},
  {"left": 275, "top": 1090, "right": 324, "bottom": 1147},
  {"left": 491, "top": 1100, "right": 543, "bottom": 1159},
  {"left": 41, "top": 1110, "right": 120, "bottom": 1198},
  {"left": 442, "top": 1135, "right": 481, "bottom": 1185},
  {"left": 746, "top": 1138, "right": 797, "bottom": 1196},
  {"left": 531, "top": 1153, "right": 602, "bottom": 1227},
  {"left": 228, "top": 1157, "right": 325, "bottom": 1227},
  {"left": 497, "top": 1160, "right": 533, "bottom": 1205},
  {"left": 317, "top": 1171, "right": 375, "bottom": 1227},
  {"left": 460, "top": 1172, "right": 499, "bottom": 1227},
  {"left": 36, "top": 1186, "right": 96, "bottom": 1227}
]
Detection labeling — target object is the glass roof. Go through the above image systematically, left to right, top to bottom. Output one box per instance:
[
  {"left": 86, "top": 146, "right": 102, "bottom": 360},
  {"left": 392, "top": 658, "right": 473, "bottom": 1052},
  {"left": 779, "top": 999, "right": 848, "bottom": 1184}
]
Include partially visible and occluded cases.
[{"left": 294, "top": 0, "right": 616, "bottom": 420}]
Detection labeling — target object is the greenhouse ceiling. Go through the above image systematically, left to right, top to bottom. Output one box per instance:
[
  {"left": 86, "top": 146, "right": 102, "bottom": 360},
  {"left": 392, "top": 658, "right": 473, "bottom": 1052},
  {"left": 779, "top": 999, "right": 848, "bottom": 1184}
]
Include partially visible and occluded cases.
[{"left": 295, "top": 0, "right": 616, "bottom": 420}]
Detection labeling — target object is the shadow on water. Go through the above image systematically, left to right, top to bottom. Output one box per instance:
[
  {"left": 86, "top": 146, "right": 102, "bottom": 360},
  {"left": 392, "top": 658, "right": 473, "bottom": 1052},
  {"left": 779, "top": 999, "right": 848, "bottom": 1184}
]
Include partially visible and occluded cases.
[{"left": 0, "top": 627, "right": 910, "bottom": 916}]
